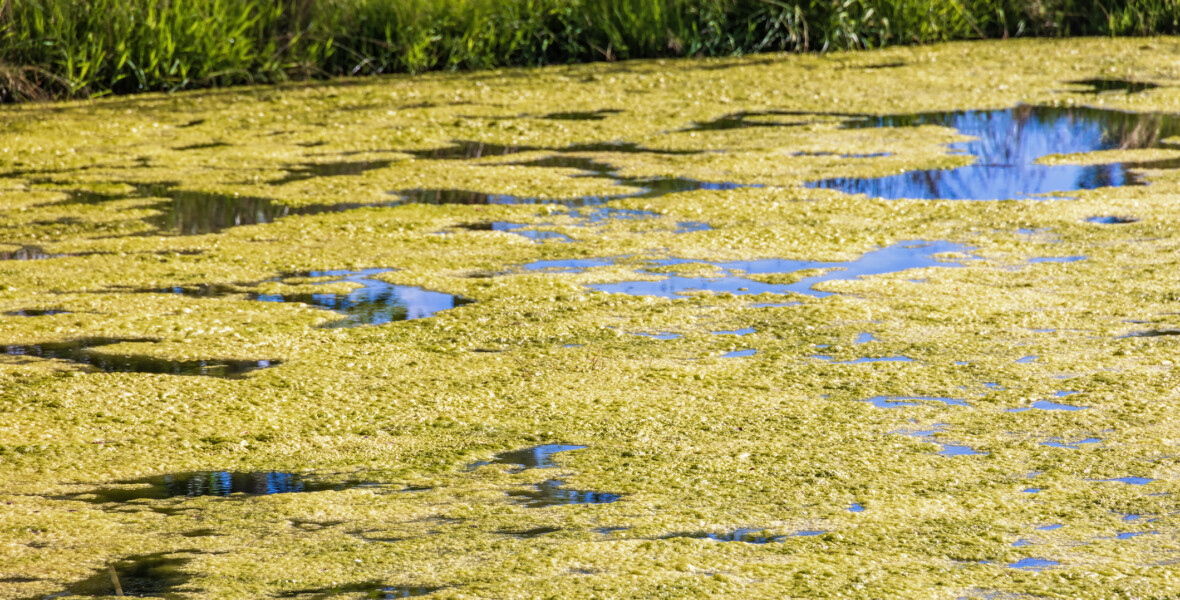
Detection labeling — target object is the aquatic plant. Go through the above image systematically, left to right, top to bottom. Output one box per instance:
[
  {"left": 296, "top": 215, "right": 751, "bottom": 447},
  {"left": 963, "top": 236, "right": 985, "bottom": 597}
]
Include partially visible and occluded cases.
[{"left": 0, "top": 0, "right": 1177, "bottom": 100}]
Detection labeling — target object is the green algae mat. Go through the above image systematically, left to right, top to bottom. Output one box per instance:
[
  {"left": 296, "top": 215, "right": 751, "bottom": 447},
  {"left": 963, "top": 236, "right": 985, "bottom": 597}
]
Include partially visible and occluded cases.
[{"left": 1, "top": 38, "right": 1179, "bottom": 599}]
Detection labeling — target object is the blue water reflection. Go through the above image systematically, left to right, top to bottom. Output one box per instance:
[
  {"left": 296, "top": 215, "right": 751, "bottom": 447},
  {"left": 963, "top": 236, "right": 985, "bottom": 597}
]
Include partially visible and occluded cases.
[{"left": 809, "top": 105, "right": 1180, "bottom": 200}]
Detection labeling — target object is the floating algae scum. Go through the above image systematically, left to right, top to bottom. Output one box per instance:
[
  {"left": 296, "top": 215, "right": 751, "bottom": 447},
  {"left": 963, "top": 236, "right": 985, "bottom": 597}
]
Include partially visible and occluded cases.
[{"left": 1, "top": 38, "right": 1179, "bottom": 598}]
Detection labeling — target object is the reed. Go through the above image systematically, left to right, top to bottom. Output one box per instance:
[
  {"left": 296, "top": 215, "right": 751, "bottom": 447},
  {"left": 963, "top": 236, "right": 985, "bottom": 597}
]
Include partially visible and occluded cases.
[{"left": 0, "top": 0, "right": 1176, "bottom": 101}]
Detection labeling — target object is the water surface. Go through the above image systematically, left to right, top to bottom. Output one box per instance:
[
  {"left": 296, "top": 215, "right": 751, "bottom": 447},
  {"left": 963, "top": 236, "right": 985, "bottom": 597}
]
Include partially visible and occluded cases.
[
  {"left": 808, "top": 105, "right": 1180, "bottom": 200},
  {"left": 2, "top": 338, "right": 275, "bottom": 378}
]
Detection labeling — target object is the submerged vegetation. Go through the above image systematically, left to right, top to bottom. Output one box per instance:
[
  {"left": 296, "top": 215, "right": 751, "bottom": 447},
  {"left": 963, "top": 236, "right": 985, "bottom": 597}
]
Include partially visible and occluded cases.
[{"left": 1, "top": 0, "right": 1180, "bottom": 99}]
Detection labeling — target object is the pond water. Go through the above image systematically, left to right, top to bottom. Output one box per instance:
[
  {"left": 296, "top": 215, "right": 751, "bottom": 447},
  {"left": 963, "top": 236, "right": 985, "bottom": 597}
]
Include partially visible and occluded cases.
[
  {"left": 808, "top": 105, "right": 1180, "bottom": 200},
  {"left": 392, "top": 154, "right": 754, "bottom": 208},
  {"left": 588, "top": 240, "right": 973, "bottom": 298},
  {"left": 163, "top": 269, "right": 468, "bottom": 327},
  {"left": 2, "top": 338, "right": 275, "bottom": 378},
  {"left": 864, "top": 395, "right": 970, "bottom": 408},
  {"left": 480, "top": 444, "right": 587, "bottom": 470},
  {"left": 64, "top": 471, "right": 366, "bottom": 503},
  {"left": 509, "top": 480, "right": 621, "bottom": 507},
  {"left": 30, "top": 551, "right": 198, "bottom": 599}
]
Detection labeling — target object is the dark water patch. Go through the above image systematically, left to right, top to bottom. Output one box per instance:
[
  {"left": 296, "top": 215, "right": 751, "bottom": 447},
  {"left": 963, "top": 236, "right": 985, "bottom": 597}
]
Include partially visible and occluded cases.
[
  {"left": 858, "top": 61, "right": 907, "bottom": 70},
  {"left": 1071, "top": 79, "right": 1159, "bottom": 94},
  {"left": 808, "top": 105, "right": 1180, "bottom": 200},
  {"left": 541, "top": 109, "right": 622, "bottom": 121},
  {"left": 683, "top": 110, "right": 842, "bottom": 132},
  {"left": 177, "top": 119, "right": 206, "bottom": 128},
  {"left": 407, "top": 140, "right": 698, "bottom": 161},
  {"left": 175, "top": 141, "right": 231, "bottom": 151},
  {"left": 272, "top": 160, "right": 393, "bottom": 185},
  {"left": 392, "top": 162, "right": 752, "bottom": 208},
  {"left": 83, "top": 182, "right": 404, "bottom": 236},
  {"left": 146, "top": 188, "right": 391, "bottom": 235},
  {"left": 1086, "top": 215, "right": 1139, "bottom": 224},
  {"left": 676, "top": 221, "right": 711, "bottom": 233},
  {"left": 481, "top": 222, "right": 574, "bottom": 242},
  {"left": 589, "top": 240, "right": 974, "bottom": 298},
  {"left": 0, "top": 245, "right": 66, "bottom": 260},
  {"left": 162, "top": 269, "right": 468, "bottom": 327},
  {"left": 5, "top": 309, "right": 69, "bottom": 316},
  {"left": 1123, "top": 329, "right": 1180, "bottom": 337},
  {"left": 2, "top": 338, "right": 276, "bottom": 378},
  {"left": 866, "top": 396, "right": 970, "bottom": 408},
  {"left": 1007, "top": 400, "right": 1089, "bottom": 412},
  {"left": 477, "top": 444, "right": 586, "bottom": 471},
  {"left": 62, "top": 471, "right": 367, "bottom": 503},
  {"left": 510, "top": 480, "right": 620, "bottom": 507},
  {"left": 498, "top": 526, "right": 561, "bottom": 537},
  {"left": 181, "top": 528, "right": 219, "bottom": 538},
  {"left": 677, "top": 528, "right": 779, "bottom": 543},
  {"left": 38, "top": 551, "right": 197, "bottom": 598},
  {"left": 1008, "top": 558, "right": 1058, "bottom": 570},
  {"left": 279, "top": 582, "right": 440, "bottom": 599},
  {"left": 383, "top": 587, "right": 443, "bottom": 598}
]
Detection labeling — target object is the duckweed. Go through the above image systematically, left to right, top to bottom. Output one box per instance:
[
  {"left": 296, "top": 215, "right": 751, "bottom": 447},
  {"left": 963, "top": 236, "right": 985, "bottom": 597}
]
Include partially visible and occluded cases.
[{"left": 1, "top": 38, "right": 1178, "bottom": 599}]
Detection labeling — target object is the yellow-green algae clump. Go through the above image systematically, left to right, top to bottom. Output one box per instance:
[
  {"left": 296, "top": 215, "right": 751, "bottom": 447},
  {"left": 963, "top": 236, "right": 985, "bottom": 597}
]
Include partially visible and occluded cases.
[{"left": 1, "top": 38, "right": 1179, "bottom": 599}]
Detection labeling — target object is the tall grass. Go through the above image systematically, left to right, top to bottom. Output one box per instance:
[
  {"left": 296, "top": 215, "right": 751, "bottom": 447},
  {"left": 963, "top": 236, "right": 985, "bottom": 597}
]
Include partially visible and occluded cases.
[{"left": 0, "top": 0, "right": 1176, "bottom": 101}]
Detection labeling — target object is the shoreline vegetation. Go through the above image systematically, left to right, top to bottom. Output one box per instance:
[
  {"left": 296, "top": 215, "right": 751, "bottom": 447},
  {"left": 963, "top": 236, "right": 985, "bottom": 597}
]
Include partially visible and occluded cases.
[{"left": 0, "top": 0, "right": 1177, "bottom": 102}]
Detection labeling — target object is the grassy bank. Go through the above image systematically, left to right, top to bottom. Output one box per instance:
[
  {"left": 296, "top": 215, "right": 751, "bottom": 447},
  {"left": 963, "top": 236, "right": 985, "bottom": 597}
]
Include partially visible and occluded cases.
[{"left": 0, "top": 0, "right": 1177, "bottom": 100}]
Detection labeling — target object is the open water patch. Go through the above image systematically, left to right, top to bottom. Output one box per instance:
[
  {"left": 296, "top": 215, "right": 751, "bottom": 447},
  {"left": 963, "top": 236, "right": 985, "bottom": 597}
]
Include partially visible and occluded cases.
[
  {"left": 1071, "top": 79, "right": 1159, "bottom": 94},
  {"left": 807, "top": 105, "right": 1180, "bottom": 200},
  {"left": 406, "top": 140, "right": 698, "bottom": 161},
  {"left": 391, "top": 154, "right": 754, "bottom": 209},
  {"left": 272, "top": 159, "right": 394, "bottom": 185},
  {"left": 56, "top": 182, "right": 406, "bottom": 236},
  {"left": 1086, "top": 215, "right": 1139, "bottom": 224},
  {"left": 588, "top": 240, "right": 974, "bottom": 298},
  {"left": 0, "top": 245, "right": 70, "bottom": 260},
  {"left": 161, "top": 269, "right": 468, "bottom": 327},
  {"left": 5, "top": 308, "right": 69, "bottom": 316},
  {"left": 2, "top": 338, "right": 276, "bottom": 378},
  {"left": 722, "top": 349, "right": 757, "bottom": 358},
  {"left": 864, "top": 396, "right": 970, "bottom": 408},
  {"left": 1007, "top": 400, "right": 1089, "bottom": 412},
  {"left": 896, "top": 424, "right": 987, "bottom": 456},
  {"left": 1042, "top": 437, "right": 1101, "bottom": 450},
  {"left": 476, "top": 444, "right": 587, "bottom": 471},
  {"left": 63, "top": 471, "right": 369, "bottom": 503},
  {"left": 509, "top": 480, "right": 620, "bottom": 508},
  {"left": 29, "top": 551, "right": 198, "bottom": 598},
  {"left": 1007, "top": 558, "right": 1059, "bottom": 570},
  {"left": 279, "top": 582, "right": 441, "bottom": 599}
]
